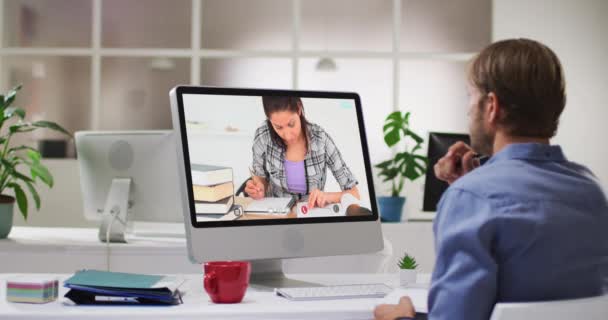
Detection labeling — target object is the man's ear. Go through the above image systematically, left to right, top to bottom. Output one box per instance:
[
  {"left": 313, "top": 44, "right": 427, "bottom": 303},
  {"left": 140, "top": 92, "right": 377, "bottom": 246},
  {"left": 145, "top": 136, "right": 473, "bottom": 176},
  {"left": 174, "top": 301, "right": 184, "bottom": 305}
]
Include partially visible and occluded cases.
[{"left": 485, "top": 92, "right": 501, "bottom": 127}]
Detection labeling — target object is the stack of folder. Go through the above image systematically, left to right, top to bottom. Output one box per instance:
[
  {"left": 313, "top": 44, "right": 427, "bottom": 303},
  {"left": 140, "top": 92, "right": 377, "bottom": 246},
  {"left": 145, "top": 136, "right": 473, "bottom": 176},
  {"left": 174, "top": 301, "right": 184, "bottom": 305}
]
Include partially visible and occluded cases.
[{"left": 64, "top": 270, "right": 184, "bottom": 305}]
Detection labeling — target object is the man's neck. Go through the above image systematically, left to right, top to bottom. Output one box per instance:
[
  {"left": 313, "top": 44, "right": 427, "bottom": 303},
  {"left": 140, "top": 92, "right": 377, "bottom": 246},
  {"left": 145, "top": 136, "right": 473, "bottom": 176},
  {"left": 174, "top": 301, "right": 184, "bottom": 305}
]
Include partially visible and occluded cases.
[{"left": 492, "top": 131, "right": 550, "bottom": 155}]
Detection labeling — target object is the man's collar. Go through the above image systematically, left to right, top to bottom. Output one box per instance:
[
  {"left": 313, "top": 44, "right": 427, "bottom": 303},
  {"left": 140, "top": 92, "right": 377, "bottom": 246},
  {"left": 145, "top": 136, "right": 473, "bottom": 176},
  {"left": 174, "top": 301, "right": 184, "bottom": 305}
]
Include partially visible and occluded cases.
[{"left": 485, "top": 143, "right": 567, "bottom": 165}]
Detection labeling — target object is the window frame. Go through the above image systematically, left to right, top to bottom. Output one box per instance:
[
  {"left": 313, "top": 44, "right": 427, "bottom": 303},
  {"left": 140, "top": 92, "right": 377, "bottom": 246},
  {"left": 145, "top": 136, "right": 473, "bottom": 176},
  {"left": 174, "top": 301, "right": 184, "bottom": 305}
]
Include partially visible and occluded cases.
[{"left": 0, "top": 0, "right": 488, "bottom": 221}]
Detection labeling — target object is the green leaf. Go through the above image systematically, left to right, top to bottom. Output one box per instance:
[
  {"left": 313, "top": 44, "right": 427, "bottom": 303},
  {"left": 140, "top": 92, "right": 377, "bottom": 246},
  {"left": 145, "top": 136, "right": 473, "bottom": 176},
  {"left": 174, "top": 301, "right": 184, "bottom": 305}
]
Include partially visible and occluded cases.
[
  {"left": 3, "top": 84, "right": 22, "bottom": 109},
  {"left": 0, "top": 95, "right": 4, "bottom": 109},
  {"left": 4, "top": 107, "right": 26, "bottom": 119},
  {"left": 382, "top": 111, "right": 409, "bottom": 147},
  {"left": 400, "top": 112, "right": 411, "bottom": 137},
  {"left": 32, "top": 120, "right": 71, "bottom": 136},
  {"left": 9, "top": 123, "right": 35, "bottom": 134},
  {"left": 405, "top": 128, "right": 423, "bottom": 144},
  {"left": 8, "top": 145, "right": 38, "bottom": 155},
  {"left": 27, "top": 149, "right": 41, "bottom": 163},
  {"left": 392, "top": 151, "right": 426, "bottom": 182},
  {"left": 413, "top": 154, "right": 429, "bottom": 166},
  {"left": 11, "top": 155, "right": 30, "bottom": 167},
  {"left": 0, "top": 158, "right": 15, "bottom": 173},
  {"left": 374, "top": 159, "right": 393, "bottom": 170},
  {"left": 31, "top": 163, "right": 53, "bottom": 187},
  {"left": 379, "top": 167, "right": 399, "bottom": 181},
  {"left": 12, "top": 170, "right": 34, "bottom": 183},
  {"left": 24, "top": 180, "right": 41, "bottom": 210},
  {"left": 8, "top": 182, "right": 28, "bottom": 220},
  {"left": 398, "top": 253, "right": 418, "bottom": 270}
]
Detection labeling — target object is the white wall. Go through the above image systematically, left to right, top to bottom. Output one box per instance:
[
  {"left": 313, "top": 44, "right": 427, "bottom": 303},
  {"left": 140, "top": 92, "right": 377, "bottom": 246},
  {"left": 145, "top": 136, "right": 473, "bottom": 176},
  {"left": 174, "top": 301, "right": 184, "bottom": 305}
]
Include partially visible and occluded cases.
[
  {"left": 493, "top": 0, "right": 608, "bottom": 191},
  {"left": 12, "top": 160, "right": 94, "bottom": 228}
]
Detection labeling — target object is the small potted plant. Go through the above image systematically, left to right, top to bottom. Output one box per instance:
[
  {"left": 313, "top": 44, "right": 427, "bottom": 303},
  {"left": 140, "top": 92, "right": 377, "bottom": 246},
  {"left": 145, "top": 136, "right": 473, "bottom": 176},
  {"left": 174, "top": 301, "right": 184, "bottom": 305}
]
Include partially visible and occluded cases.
[
  {"left": 0, "top": 84, "right": 70, "bottom": 238},
  {"left": 375, "top": 111, "right": 428, "bottom": 222},
  {"left": 397, "top": 252, "right": 418, "bottom": 287}
]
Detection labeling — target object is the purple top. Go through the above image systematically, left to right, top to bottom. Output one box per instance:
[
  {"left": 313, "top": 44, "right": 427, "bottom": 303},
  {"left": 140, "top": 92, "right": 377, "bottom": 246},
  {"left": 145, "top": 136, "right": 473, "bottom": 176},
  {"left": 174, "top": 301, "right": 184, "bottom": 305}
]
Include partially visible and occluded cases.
[{"left": 284, "top": 159, "right": 306, "bottom": 195}]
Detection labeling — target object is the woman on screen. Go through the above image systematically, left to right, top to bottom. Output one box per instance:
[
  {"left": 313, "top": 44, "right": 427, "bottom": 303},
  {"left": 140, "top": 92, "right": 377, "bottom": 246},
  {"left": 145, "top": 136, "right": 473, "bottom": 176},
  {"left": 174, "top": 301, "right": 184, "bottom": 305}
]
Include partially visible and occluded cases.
[{"left": 245, "top": 96, "right": 360, "bottom": 209}]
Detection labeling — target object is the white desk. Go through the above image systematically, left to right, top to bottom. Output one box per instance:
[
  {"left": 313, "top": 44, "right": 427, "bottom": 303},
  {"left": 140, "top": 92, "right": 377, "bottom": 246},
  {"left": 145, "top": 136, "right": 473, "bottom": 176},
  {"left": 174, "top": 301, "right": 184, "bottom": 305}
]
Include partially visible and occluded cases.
[
  {"left": 0, "top": 227, "right": 200, "bottom": 274},
  {"left": 0, "top": 227, "right": 397, "bottom": 275},
  {"left": 0, "top": 273, "right": 429, "bottom": 320}
]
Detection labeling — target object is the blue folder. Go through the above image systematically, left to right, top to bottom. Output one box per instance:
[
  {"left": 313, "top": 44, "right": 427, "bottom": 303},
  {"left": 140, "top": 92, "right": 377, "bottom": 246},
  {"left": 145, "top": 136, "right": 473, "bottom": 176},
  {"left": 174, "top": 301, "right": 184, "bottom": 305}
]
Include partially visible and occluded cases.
[{"left": 64, "top": 270, "right": 183, "bottom": 305}]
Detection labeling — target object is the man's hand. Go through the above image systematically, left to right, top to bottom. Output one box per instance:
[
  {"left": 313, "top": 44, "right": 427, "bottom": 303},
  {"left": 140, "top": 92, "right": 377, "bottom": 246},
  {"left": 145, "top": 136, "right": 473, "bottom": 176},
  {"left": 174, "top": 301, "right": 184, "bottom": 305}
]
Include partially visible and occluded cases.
[
  {"left": 434, "top": 141, "right": 481, "bottom": 184},
  {"left": 244, "top": 178, "right": 265, "bottom": 200},
  {"left": 374, "top": 296, "right": 416, "bottom": 320}
]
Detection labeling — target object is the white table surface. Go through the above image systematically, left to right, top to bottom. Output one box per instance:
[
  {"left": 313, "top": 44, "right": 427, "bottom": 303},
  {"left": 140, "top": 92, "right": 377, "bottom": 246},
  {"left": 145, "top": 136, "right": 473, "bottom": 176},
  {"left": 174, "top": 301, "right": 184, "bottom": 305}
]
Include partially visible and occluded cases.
[
  {"left": 0, "top": 226, "right": 200, "bottom": 274},
  {"left": 0, "top": 226, "right": 395, "bottom": 275},
  {"left": 0, "top": 273, "right": 430, "bottom": 320}
]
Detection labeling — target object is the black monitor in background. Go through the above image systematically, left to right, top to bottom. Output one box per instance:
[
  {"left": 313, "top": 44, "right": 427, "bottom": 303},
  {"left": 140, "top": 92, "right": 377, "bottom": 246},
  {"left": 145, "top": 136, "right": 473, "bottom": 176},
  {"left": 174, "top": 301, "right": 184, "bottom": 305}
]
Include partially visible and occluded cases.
[{"left": 423, "top": 132, "right": 470, "bottom": 212}]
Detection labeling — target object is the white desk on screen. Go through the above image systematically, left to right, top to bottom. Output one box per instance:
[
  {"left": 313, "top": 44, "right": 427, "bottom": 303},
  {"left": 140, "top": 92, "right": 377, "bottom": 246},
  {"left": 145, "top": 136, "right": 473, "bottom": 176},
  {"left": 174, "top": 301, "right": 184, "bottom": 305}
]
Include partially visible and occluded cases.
[{"left": 0, "top": 273, "right": 429, "bottom": 320}]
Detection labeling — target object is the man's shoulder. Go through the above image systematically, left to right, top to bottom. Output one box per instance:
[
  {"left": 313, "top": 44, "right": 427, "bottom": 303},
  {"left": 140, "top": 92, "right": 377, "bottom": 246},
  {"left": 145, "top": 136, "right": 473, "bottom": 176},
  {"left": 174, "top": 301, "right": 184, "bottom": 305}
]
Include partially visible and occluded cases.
[
  {"left": 448, "top": 157, "right": 606, "bottom": 204},
  {"left": 448, "top": 163, "right": 497, "bottom": 196}
]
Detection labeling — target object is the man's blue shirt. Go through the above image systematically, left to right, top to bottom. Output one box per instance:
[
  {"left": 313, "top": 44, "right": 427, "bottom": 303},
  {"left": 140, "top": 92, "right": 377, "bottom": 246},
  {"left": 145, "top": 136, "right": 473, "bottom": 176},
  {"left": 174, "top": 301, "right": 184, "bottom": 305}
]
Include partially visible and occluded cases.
[{"left": 428, "top": 143, "right": 608, "bottom": 320}]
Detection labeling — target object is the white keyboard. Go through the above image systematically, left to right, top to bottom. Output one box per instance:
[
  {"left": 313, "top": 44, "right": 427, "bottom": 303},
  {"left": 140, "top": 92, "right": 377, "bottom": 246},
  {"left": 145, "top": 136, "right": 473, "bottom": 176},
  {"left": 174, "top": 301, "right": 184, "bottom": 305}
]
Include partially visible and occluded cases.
[{"left": 274, "top": 283, "right": 393, "bottom": 301}]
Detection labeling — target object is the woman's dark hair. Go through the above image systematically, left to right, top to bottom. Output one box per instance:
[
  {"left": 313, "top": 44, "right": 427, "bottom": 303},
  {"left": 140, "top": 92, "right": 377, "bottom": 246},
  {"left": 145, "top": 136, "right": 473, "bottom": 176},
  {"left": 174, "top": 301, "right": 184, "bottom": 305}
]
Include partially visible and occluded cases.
[{"left": 262, "top": 96, "right": 310, "bottom": 150}]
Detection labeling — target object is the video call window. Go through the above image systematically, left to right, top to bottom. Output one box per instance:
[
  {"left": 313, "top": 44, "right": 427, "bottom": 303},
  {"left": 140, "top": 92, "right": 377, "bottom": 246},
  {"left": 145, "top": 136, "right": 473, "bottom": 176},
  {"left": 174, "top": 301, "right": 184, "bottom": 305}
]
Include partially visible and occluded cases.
[{"left": 181, "top": 93, "right": 375, "bottom": 224}]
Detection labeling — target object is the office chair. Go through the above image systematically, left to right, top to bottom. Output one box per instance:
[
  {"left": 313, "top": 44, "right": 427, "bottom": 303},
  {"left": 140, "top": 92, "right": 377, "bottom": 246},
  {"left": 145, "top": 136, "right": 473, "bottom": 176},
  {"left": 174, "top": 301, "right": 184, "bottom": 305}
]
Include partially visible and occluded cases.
[{"left": 490, "top": 294, "right": 608, "bottom": 320}]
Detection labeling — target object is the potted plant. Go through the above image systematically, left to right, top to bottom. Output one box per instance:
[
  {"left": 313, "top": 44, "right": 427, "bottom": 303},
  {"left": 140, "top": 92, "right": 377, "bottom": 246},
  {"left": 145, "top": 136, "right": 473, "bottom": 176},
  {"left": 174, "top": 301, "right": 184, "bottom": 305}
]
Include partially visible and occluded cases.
[
  {"left": 0, "top": 85, "right": 70, "bottom": 238},
  {"left": 375, "top": 111, "right": 428, "bottom": 222},
  {"left": 397, "top": 252, "right": 418, "bottom": 287}
]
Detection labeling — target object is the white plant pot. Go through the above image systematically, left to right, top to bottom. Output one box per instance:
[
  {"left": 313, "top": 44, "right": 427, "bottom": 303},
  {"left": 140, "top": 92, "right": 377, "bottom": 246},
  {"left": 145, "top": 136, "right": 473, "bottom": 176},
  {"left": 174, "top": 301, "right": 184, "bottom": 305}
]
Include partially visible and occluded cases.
[{"left": 399, "top": 269, "right": 418, "bottom": 287}]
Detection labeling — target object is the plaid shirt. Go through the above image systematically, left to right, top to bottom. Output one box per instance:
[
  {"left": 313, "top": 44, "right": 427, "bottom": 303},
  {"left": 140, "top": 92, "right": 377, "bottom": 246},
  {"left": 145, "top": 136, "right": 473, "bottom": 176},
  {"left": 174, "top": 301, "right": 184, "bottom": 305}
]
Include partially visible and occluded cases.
[{"left": 251, "top": 122, "right": 358, "bottom": 198}]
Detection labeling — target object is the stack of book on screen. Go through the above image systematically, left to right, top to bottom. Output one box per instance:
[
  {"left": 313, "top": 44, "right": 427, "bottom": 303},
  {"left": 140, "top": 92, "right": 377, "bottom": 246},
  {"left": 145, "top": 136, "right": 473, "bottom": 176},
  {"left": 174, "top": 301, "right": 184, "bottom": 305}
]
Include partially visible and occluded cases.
[
  {"left": 191, "top": 164, "right": 234, "bottom": 215},
  {"left": 64, "top": 270, "right": 184, "bottom": 305},
  {"left": 6, "top": 276, "right": 59, "bottom": 303}
]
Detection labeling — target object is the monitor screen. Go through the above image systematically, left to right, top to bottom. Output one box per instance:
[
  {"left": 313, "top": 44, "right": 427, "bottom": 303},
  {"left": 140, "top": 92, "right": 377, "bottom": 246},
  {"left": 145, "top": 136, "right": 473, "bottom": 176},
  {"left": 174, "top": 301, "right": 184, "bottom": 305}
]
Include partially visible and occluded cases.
[
  {"left": 170, "top": 86, "right": 383, "bottom": 265},
  {"left": 170, "top": 86, "right": 383, "bottom": 266},
  {"left": 175, "top": 88, "right": 377, "bottom": 227},
  {"left": 422, "top": 132, "right": 470, "bottom": 212}
]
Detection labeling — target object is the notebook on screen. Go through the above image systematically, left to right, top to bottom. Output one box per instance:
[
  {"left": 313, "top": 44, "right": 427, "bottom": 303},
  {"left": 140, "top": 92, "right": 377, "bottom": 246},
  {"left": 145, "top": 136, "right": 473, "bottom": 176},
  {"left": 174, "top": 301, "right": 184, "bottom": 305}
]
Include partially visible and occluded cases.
[{"left": 244, "top": 196, "right": 296, "bottom": 214}]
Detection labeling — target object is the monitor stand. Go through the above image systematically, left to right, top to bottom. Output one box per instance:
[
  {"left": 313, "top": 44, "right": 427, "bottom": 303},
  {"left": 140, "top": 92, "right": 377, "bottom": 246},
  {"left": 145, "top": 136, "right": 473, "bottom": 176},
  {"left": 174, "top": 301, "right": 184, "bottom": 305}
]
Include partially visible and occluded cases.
[
  {"left": 98, "top": 178, "right": 132, "bottom": 243},
  {"left": 249, "top": 259, "right": 322, "bottom": 291}
]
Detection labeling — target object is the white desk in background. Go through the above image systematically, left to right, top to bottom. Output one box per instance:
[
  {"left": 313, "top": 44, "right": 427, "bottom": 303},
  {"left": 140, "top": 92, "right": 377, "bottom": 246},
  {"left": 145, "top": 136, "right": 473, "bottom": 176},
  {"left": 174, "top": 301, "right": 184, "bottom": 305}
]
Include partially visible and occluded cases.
[
  {"left": 0, "top": 226, "right": 200, "bottom": 274},
  {"left": 0, "top": 226, "right": 397, "bottom": 275},
  {"left": 0, "top": 273, "right": 429, "bottom": 320}
]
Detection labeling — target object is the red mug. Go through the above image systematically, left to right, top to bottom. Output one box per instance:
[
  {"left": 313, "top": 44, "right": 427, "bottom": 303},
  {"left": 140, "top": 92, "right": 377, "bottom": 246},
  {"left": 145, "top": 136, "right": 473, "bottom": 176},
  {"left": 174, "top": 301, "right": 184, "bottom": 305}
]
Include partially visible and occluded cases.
[{"left": 203, "top": 261, "right": 251, "bottom": 303}]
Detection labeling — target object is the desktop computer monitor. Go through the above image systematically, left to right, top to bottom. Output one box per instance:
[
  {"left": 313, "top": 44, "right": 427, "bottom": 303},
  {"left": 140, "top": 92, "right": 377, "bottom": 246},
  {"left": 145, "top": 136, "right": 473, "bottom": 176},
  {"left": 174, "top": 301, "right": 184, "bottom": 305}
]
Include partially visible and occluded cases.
[
  {"left": 169, "top": 86, "right": 383, "bottom": 286},
  {"left": 75, "top": 131, "right": 183, "bottom": 242},
  {"left": 422, "top": 132, "right": 470, "bottom": 212}
]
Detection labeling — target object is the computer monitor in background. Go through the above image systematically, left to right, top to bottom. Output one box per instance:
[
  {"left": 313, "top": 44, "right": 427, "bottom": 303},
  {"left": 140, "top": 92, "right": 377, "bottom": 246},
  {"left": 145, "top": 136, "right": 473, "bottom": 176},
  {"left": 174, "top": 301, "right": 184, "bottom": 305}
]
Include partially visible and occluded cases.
[
  {"left": 169, "top": 86, "right": 383, "bottom": 287},
  {"left": 75, "top": 131, "right": 183, "bottom": 242},
  {"left": 422, "top": 132, "right": 470, "bottom": 212}
]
